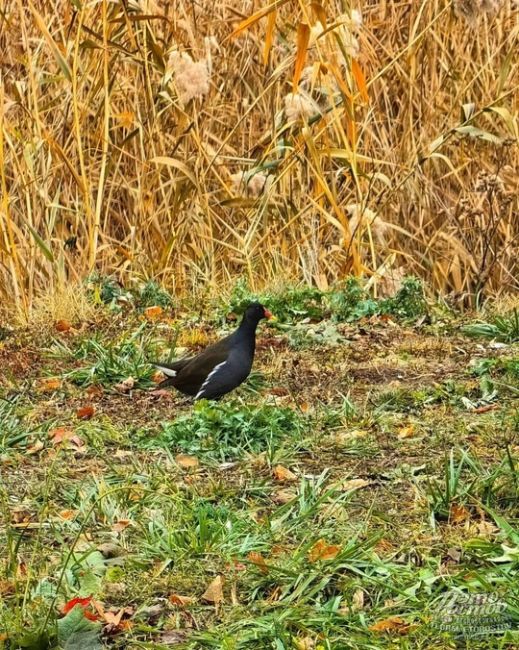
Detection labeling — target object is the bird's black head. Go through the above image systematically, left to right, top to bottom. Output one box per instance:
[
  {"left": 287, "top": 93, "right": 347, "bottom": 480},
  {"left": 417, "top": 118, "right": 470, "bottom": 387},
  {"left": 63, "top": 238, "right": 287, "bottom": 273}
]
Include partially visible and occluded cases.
[{"left": 243, "top": 302, "right": 273, "bottom": 323}]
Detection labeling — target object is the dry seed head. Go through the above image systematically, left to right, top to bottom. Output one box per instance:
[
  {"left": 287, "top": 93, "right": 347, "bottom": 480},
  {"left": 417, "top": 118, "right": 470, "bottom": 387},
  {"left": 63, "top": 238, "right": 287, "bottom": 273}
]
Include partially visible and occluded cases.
[
  {"left": 453, "top": 0, "right": 506, "bottom": 24},
  {"left": 167, "top": 51, "right": 210, "bottom": 105},
  {"left": 284, "top": 91, "right": 320, "bottom": 122},
  {"left": 230, "top": 171, "right": 270, "bottom": 198},
  {"left": 346, "top": 204, "right": 389, "bottom": 243}
]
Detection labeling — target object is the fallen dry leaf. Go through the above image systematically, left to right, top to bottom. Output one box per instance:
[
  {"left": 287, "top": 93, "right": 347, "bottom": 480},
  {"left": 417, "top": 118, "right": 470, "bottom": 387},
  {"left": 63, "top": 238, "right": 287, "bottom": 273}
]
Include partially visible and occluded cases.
[
  {"left": 144, "top": 305, "right": 163, "bottom": 320},
  {"left": 55, "top": 319, "right": 72, "bottom": 332},
  {"left": 152, "top": 370, "right": 165, "bottom": 384},
  {"left": 38, "top": 377, "right": 62, "bottom": 393},
  {"left": 113, "top": 377, "right": 135, "bottom": 393},
  {"left": 86, "top": 385, "right": 104, "bottom": 398},
  {"left": 474, "top": 403, "right": 498, "bottom": 414},
  {"left": 76, "top": 405, "right": 95, "bottom": 420},
  {"left": 397, "top": 425, "right": 416, "bottom": 439},
  {"left": 49, "top": 427, "right": 75, "bottom": 445},
  {"left": 26, "top": 440, "right": 44, "bottom": 455},
  {"left": 175, "top": 454, "right": 199, "bottom": 469},
  {"left": 272, "top": 465, "right": 297, "bottom": 482},
  {"left": 340, "top": 478, "right": 371, "bottom": 491},
  {"left": 272, "top": 489, "right": 296, "bottom": 504},
  {"left": 449, "top": 503, "right": 471, "bottom": 524},
  {"left": 58, "top": 509, "right": 78, "bottom": 521},
  {"left": 112, "top": 519, "right": 132, "bottom": 533},
  {"left": 308, "top": 539, "right": 341, "bottom": 562},
  {"left": 247, "top": 551, "right": 268, "bottom": 574},
  {"left": 201, "top": 575, "right": 224, "bottom": 604},
  {"left": 169, "top": 593, "right": 196, "bottom": 607},
  {"left": 369, "top": 616, "right": 410, "bottom": 634},
  {"left": 160, "top": 630, "right": 188, "bottom": 645}
]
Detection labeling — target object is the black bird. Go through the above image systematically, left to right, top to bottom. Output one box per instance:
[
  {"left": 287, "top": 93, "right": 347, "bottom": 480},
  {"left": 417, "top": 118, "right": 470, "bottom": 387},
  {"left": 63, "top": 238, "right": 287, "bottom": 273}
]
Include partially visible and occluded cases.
[{"left": 153, "top": 302, "right": 273, "bottom": 401}]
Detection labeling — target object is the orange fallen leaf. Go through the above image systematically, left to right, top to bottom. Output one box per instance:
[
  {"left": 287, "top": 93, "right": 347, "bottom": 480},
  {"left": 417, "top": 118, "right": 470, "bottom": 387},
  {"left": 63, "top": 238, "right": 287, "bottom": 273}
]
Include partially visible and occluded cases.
[
  {"left": 144, "top": 305, "right": 163, "bottom": 320},
  {"left": 55, "top": 319, "right": 72, "bottom": 332},
  {"left": 152, "top": 371, "right": 165, "bottom": 384},
  {"left": 38, "top": 377, "right": 62, "bottom": 393},
  {"left": 474, "top": 404, "right": 498, "bottom": 414},
  {"left": 76, "top": 405, "right": 95, "bottom": 420},
  {"left": 397, "top": 425, "right": 416, "bottom": 439},
  {"left": 49, "top": 427, "right": 75, "bottom": 445},
  {"left": 26, "top": 440, "right": 44, "bottom": 455},
  {"left": 175, "top": 454, "right": 199, "bottom": 469},
  {"left": 273, "top": 465, "right": 297, "bottom": 482},
  {"left": 340, "top": 478, "right": 371, "bottom": 491},
  {"left": 449, "top": 503, "right": 471, "bottom": 524},
  {"left": 58, "top": 509, "right": 78, "bottom": 520},
  {"left": 112, "top": 519, "right": 132, "bottom": 533},
  {"left": 308, "top": 539, "right": 341, "bottom": 562},
  {"left": 247, "top": 551, "right": 268, "bottom": 574},
  {"left": 201, "top": 575, "right": 224, "bottom": 604},
  {"left": 169, "top": 593, "right": 196, "bottom": 607},
  {"left": 62, "top": 596, "right": 99, "bottom": 622},
  {"left": 369, "top": 616, "right": 410, "bottom": 634}
]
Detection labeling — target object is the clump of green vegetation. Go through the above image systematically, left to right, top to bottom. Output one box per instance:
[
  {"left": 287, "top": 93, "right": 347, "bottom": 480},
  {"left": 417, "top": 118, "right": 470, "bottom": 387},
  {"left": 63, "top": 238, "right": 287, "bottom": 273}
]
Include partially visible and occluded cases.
[
  {"left": 86, "top": 273, "right": 174, "bottom": 311},
  {"left": 225, "top": 276, "right": 427, "bottom": 325},
  {"left": 328, "top": 276, "right": 426, "bottom": 322},
  {"left": 380, "top": 276, "right": 427, "bottom": 320},
  {"left": 327, "top": 277, "right": 378, "bottom": 321},
  {"left": 226, "top": 279, "right": 325, "bottom": 322},
  {"left": 135, "top": 280, "right": 174, "bottom": 309},
  {"left": 462, "top": 308, "right": 519, "bottom": 343},
  {"left": 58, "top": 328, "right": 157, "bottom": 388},
  {"left": 149, "top": 401, "right": 306, "bottom": 461}
]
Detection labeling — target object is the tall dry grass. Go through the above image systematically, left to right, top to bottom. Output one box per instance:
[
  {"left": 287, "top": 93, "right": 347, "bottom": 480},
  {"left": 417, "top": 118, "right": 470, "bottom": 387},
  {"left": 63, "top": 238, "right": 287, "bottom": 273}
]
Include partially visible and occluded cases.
[{"left": 0, "top": 0, "right": 518, "bottom": 315}]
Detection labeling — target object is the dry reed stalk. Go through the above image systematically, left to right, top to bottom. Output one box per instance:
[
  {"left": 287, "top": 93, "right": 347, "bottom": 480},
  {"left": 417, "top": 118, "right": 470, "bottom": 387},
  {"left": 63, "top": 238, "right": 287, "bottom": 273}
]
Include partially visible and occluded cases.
[{"left": 0, "top": 0, "right": 517, "bottom": 314}]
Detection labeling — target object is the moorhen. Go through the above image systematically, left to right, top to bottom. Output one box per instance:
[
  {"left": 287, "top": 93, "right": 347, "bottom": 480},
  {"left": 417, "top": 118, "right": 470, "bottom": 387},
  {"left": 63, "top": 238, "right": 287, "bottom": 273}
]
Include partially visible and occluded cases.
[{"left": 153, "top": 302, "right": 273, "bottom": 400}]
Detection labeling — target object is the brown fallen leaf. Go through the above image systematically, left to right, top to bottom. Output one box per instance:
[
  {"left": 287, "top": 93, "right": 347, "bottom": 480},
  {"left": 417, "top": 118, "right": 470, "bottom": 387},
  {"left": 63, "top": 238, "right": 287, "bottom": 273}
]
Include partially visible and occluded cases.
[
  {"left": 144, "top": 305, "right": 163, "bottom": 320},
  {"left": 55, "top": 319, "right": 72, "bottom": 332},
  {"left": 152, "top": 371, "right": 166, "bottom": 384},
  {"left": 38, "top": 377, "right": 62, "bottom": 393},
  {"left": 113, "top": 377, "right": 135, "bottom": 393},
  {"left": 86, "top": 385, "right": 104, "bottom": 398},
  {"left": 474, "top": 403, "right": 498, "bottom": 414},
  {"left": 76, "top": 405, "right": 95, "bottom": 420},
  {"left": 397, "top": 425, "right": 416, "bottom": 439},
  {"left": 49, "top": 427, "right": 75, "bottom": 445},
  {"left": 26, "top": 440, "right": 44, "bottom": 455},
  {"left": 175, "top": 454, "right": 199, "bottom": 469},
  {"left": 272, "top": 465, "right": 297, "bottom": 482},
  {"left": 340, "top": 478, "right": 371, "bottom": 492},
  {"left": 272, "top": 489, "right": 296, "bottom": 504},
  {"left": 449, "top": 503, "right": 471, "bottom": 524},
  {"left": 58, "top": 509, "right": 78, "bottom": 521},
  {"left": 112, "top": 519, "right": 132, "bottom": 533},
  {"left": 308, "top": 539, "right": 341, "bottom": 562},
  {"left": 247, "top": 551, "right": 268, "bottom": 574},
  {"left": 201, "top": 575, "right": 224, "bottom": 604},
  {"left": 169, "top": 593, "right": 196, "bottom": 607},
  {"left": 369, "top": 616, "right": 410, "bottom": 634},
  {"left": 160, "top": 630, "right": 188, "bottom": 645}
]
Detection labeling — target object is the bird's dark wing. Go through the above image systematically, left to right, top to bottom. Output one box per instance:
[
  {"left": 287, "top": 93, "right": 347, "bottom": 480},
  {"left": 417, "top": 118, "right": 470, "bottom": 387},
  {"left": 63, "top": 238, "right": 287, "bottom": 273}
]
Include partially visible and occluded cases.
[
  {"left": 163, "top": 335, "right": 233, "bottom": 396},
  {"left": 193, "top": 349, "right": 251, "bottom": 400}
]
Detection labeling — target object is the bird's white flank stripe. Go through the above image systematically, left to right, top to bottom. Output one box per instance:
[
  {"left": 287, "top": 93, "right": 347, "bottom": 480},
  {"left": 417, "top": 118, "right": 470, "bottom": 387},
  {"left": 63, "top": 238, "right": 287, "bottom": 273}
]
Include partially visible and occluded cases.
[
  {"left": 195, "top": 361, "right": 227, "bottom": 400},
  {"left": 155, "top": 365, "right": 177, "bottom": 378}
]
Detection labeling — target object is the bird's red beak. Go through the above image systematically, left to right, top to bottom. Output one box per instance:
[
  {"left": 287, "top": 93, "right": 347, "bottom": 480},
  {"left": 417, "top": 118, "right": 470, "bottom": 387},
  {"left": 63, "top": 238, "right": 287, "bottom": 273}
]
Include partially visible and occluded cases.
[{"left": 263, "top": 308, "right": 273, "bottom": 320}]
